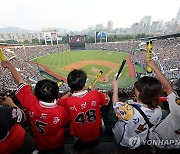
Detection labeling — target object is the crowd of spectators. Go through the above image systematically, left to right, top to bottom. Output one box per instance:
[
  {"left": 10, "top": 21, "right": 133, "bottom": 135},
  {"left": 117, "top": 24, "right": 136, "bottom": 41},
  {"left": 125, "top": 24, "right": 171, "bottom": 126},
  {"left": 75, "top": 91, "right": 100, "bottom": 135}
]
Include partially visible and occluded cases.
[
  {"left": 86, "top": 38, "right": 180, "bottom": 84},
  {"left": 131, "top": 38, "right": 180, "bottom": 81},
  {"left": 0, "top": 39, "right": 179, "bottom": 95},
  {"left": 0, "top": 39, "right": 179, "bottom": 153},
  {"left": 85, "top": 40, "right": 140, "bottom": 53},
  {"left": 0, "top": 44, "right": 70, "bottom": 92},
  {"left": 13, "top": 44, "right": 70, "bottom": 60}
]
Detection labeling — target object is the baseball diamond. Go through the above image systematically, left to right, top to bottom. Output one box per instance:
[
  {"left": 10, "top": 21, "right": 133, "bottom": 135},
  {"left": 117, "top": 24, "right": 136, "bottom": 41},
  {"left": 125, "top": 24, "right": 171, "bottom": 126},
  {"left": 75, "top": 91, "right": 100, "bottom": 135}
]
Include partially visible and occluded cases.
[{"left": 33, "top": 50, "right": 137, "bottom": 89}]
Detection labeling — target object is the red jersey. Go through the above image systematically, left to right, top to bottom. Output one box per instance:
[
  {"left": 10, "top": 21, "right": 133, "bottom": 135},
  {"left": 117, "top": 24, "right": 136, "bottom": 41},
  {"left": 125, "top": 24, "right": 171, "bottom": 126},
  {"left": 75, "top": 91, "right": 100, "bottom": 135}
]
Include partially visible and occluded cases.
[
  {"left": 16, "top": 83, "right": 69, "bottom": 150},
  {"left": 59, "top": 90, "right": 109, "bottom": 142},
  {"left": 0, "top": 106, "right": 25, "bottom": 154},
  {"left": 0, "top": 124, "right": 25, "bottom": 154}
]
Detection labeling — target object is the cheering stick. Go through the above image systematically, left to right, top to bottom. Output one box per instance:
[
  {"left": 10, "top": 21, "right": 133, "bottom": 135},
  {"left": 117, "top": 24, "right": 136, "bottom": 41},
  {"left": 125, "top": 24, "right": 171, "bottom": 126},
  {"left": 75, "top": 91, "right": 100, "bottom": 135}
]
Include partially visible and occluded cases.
[
  {"left": 146, "top": 40, "right": 153, "bottom": 73},
  {"left": 0, "top": 49, "right": 6, "bottom": 61},
  {"left": 116, "top": 59, "right": 126, "bottom": 80},
  {"left": 88, "top": 71, "right": 103, "bottom": 90},
  {"left": 27, "top": 77, "right": 32, "bottom": 89},
  {"left": 57, "top": 80, "right": 64, "bottom": 87}
]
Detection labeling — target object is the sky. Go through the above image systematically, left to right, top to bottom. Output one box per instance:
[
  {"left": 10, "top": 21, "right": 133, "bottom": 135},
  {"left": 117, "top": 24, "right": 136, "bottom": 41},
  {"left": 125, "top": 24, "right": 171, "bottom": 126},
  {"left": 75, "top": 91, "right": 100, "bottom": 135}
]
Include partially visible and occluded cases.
[{"left": 0, "top": 0, "right": 180, "bottom": 31}]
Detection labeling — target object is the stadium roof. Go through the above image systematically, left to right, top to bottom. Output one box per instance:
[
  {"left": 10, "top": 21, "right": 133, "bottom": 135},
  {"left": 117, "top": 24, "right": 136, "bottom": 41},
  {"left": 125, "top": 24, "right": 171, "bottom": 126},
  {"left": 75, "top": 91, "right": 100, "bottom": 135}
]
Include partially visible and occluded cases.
[
  {"left": 140, "top": 32, "right": 180, "bottom": 41},
  {"left": 0, "top": 43, "right": 23, "bottom": 48}
]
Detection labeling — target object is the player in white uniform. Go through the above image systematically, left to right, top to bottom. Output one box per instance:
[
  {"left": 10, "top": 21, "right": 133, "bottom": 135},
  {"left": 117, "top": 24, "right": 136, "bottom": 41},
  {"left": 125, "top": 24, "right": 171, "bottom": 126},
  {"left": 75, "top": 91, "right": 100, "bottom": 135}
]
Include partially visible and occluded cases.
[{"left": 148, "top": 59, "right": 180, "bottom": 150}]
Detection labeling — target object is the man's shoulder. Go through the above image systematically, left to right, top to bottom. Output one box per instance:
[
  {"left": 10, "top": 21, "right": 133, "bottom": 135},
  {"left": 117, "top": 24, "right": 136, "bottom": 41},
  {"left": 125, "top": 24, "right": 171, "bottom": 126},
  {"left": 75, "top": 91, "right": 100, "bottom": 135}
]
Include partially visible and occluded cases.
[
  {"left": 16, "top": 83, "right": 29, "bottom": 94},
  {"left": 86, "top": 90, "right": 103, "bottom": 96}
]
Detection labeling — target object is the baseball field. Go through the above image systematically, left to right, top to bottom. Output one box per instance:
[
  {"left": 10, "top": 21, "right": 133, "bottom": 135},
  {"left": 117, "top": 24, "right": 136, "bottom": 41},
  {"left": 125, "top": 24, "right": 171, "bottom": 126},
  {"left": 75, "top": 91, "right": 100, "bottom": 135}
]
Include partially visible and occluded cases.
[{"left": 33, "top": 50, "right": 138, "bottom": 89}]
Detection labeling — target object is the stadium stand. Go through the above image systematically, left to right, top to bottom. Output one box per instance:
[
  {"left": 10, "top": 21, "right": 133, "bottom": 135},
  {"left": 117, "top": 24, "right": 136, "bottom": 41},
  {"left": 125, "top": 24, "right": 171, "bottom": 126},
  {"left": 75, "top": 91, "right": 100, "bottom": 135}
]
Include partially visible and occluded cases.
[
  {"left": 0, "top": 36, "right": 180, "bottom": 153},
  {"left": 86, "top": 38, "right": 180, "bottom": 86}
]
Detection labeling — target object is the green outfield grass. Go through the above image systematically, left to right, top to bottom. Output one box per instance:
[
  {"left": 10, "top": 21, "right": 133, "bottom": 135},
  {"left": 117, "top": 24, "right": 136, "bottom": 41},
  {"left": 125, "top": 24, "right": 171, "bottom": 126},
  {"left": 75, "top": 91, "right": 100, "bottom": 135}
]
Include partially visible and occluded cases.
[{"left": 33, "top": 50, "right": 137, "bottom": 89}]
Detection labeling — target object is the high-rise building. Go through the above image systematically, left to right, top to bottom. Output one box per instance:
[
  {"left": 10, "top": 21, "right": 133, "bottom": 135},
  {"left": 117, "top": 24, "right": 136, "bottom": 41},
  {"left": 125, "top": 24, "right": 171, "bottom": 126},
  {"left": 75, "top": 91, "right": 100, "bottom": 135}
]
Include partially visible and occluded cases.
[
  {"left": 175, "top": 7, "right": 180, "bottom": 32},
  {"left": 176, "top": 7, "right": 180, "bottom": 21},
  {"left": 139, "top": 16, "right": 151, "bottom": 33},
  {"left": 161, "top": 19, "right": 177, "bottom": 34},
  {"left": 107, "top": 20, "right": 113, "bottom": 32},
  {"left": 175, "top": 20, "right": 180, "bottom": 32},
  {"left": 150, "top": 21, "right": 160, "bottom": 33},
  {"left": 131, "top": 23, "right": 139, "bottom": 35},
  {"left": 96, "top": 24, "right": 104, "bottom": 31},
  {"left": 0, "top": 32, "right": 44, "bottom": 42}
]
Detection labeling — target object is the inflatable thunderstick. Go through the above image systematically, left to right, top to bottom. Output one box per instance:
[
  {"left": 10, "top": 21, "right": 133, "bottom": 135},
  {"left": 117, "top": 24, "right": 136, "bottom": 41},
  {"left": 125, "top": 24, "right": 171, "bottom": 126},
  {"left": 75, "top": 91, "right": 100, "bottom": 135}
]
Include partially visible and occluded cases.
[
  {"left": 146, "top": 40, "right": 153, "bottom": 73},
  {"left": 0, "top": 49, "right": 6, "bottom": 61},
  {"left": 116, "top": 59, "right": 126, "bottom": 80},
  {"left": 88, "top": 71, "right": 103, "bottom": 90}
]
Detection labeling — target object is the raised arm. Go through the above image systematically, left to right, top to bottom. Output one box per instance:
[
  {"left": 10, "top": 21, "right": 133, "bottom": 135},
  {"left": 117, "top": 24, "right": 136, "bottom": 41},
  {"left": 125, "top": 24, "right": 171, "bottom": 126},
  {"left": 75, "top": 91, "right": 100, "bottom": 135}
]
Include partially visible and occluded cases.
[
  {"left": 146, "top": 59, "right": 173, "bottom": 95},
  {"left": 1, "top": 61, "right": 25, "bottom": 85},
  {"left": 112, "top": 79, "right": 119, "bottom": 103},
  {"left": 4, "top": 96, "right": 26, "bottom": 122}
]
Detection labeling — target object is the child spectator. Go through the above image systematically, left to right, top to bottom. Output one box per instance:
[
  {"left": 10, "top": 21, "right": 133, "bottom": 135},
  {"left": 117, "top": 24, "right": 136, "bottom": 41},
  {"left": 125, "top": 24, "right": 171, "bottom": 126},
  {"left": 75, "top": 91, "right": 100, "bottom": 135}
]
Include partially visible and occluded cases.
[
  {"left": 112, "top": 59, "right": 162, "bottom": 153},
  {"left": 1, "top": 61, "right": 69, "bottom": 154},
  {"left": 59, "top": 69, "right": 109, "bottom": 154},
  {"left": 0, "top": 95, "right": 35, "bottom": 154}
]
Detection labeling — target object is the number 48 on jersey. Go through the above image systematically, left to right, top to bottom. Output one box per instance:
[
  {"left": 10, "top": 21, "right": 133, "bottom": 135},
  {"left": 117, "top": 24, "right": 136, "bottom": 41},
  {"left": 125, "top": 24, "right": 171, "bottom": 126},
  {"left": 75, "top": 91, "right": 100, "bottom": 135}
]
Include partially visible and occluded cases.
[{"left": 75, "top": 109, "right": 96, "bottom": 125}]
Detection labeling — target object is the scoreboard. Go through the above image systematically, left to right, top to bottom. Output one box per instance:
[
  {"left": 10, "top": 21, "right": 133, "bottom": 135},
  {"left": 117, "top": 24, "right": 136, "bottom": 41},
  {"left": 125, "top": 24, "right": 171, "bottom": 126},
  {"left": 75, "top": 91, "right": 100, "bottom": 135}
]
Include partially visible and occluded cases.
[{"left": 68, "top": 35, "right": 85, "bottom": 49}]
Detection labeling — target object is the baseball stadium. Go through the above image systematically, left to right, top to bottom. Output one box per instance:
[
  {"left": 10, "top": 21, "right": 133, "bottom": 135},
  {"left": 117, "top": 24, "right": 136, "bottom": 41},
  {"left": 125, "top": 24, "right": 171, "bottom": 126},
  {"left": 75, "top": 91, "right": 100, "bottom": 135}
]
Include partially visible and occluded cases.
[
  {"left": 1, "top": 0, "right": 180, "bottom": 152},
  {"left": 0, "top": 32, "right": 180, "bottom": 153}
]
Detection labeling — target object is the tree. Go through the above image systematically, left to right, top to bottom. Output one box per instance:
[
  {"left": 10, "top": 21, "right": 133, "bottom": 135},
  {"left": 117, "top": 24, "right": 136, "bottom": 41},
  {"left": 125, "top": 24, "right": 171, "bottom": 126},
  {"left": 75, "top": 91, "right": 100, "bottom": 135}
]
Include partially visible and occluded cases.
[
  {"left": 135, "top": 33, "right": 150, "bottom": 39},
  {"left": 61, "top": 35, "right": 69, "bottom": 44},
  {"left": 86, "top": 36, "right": 95, "bottom": 43},
  {"left": 32, "top": 38, "right": 40, "bottom": 45},
  {"left": 40, "top": 39, "right": 45, "bottom": 45},
  {"left": 23, "top": 40, "right": 30, "bottom": 45}
]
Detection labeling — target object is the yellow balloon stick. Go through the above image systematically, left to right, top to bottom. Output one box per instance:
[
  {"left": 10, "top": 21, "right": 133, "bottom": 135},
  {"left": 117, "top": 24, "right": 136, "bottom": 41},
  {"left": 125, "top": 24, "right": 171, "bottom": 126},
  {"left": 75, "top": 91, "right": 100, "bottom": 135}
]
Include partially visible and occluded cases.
[
  {"left": 146, "top": 41, "right": 153, "bottom": 73},
  {"left": 0, "top": 49, "right": 6, "bottom": 61},
  {"left": 88, "top": 71, "right": 103, "bottom": 90},
  {"left": 57, "top": 81, "right": 64, "bottom": 87}
]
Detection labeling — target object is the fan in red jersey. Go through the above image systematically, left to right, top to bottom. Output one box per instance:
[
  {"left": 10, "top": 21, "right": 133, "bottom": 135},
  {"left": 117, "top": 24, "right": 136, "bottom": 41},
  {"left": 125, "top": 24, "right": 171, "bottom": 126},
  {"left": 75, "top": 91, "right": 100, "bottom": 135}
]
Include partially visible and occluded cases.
[
  {"left": 1, "top": 61, "right": 69, "bottom": 154},
  {"left": 59, "top": 69, "right": 110, "bottom": 153},
  {"left": 0, "top": 96, "right": 35, "bottom": 154}
]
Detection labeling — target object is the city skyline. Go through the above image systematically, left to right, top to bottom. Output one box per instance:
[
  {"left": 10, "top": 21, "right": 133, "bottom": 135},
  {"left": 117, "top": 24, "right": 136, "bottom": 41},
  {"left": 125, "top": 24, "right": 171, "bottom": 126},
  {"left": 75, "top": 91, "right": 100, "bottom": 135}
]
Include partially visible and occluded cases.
[{"left": 0, "top": 0, "right": 180, "bottom": 31}]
